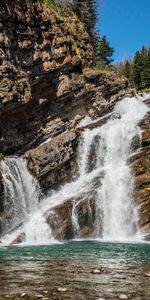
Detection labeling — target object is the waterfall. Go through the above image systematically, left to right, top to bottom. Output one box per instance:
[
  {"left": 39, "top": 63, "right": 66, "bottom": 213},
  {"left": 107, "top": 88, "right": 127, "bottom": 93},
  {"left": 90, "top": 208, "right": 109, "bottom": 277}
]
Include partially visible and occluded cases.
[
  {"left": 0, "top": 95, "right": 149, "bottom": 245},
  {"left": 77, "top": 97, "right": 148, "bottom": 240},
  {"left": 0, "top": 158, "right": 55, "bottom": 245},
  {"left": 0, "top": 158, "right": 39, "bottom": 234}
]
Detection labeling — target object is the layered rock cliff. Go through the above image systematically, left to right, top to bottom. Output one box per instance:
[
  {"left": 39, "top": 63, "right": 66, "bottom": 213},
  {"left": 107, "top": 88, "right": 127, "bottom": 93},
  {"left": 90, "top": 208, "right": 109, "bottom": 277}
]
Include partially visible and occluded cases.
[
  {"left": 0, "top": 0, "right": 149, "bottom": 241},
  {"left": 0, "top": 0, "right": 130, "bottom": 189}
]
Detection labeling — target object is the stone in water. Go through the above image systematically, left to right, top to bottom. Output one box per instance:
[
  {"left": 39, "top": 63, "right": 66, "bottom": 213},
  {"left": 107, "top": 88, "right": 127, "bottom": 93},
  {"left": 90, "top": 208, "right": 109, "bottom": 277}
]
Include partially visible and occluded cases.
[
  {"left": 92, "top": 269, "right": 101, "bottom": 274},
  {"left": 145, "top": 272, "right": 150, "bottom": 277},
  {"left": 58, "top": 287, "right": 68, "bottom": 292},
  {"left": 119, "top": 295, "right": 128, "bottom": 300}
]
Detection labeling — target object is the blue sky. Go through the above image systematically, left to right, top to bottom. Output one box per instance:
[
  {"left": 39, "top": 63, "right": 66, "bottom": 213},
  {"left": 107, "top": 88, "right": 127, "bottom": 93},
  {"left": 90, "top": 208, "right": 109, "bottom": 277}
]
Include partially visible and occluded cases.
[{"left": 97, "top": 0, "right": 150, "bottom": 63}]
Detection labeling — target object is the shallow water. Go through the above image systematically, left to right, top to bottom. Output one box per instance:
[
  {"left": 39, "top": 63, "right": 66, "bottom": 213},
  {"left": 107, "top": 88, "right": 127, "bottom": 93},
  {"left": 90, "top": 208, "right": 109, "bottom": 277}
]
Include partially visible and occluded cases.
[{"left": 0, "top": 241, "right": 150, "bottom": 300}]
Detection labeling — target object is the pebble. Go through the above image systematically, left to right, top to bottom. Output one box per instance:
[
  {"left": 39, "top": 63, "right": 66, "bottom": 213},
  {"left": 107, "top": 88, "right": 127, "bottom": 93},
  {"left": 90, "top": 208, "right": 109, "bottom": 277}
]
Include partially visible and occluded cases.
[
  {"left": 92, "top": 269, "right": 101, "bottom": 274},
  {"left": 145, "top": 272, "right": 150, "bottom": 277},
  {"left": 57, "top": 287, "right": 68, "bottom": 292},
  {"left": 21, "top": 293, "right": 26, "bottom": 298},
  {"left": 35, "top": 295, "right": 44, "bottom": 299},
  {"left": 119, "top": 295, "right": 128, "bottom": 300},
  {"left": 97, "top": 298, "right": 106, "bottom": 300}
]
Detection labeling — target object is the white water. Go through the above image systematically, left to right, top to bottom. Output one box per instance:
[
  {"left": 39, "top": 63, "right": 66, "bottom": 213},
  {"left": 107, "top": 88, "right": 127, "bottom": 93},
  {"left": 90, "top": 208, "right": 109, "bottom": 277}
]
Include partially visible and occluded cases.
[
  {"left": 0, "top": 95, "right": 149, "bottom": 245},
  {"left": 78, "top": 97, "right": 149, "bottom": 240},
  {"left": 0, "top": 158, "right": 55, "bottom": 245},
  {"left": 0, "top": 158, "right": 39, "bottom": 234}
]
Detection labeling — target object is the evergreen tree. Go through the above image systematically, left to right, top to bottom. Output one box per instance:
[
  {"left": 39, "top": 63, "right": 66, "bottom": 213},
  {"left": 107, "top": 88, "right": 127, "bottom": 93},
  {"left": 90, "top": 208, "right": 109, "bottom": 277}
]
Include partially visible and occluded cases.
[
  {"left": 96, "top": 36, "right": 114, "bottom": 67},
  {"left": 116, "top": 46, "right": 150, "bottom": 89},
  {"left": 142, "top": 48, "right": 150, "bottom": 87},
  {"left": 132, "top": 51, "right": 143, "bottom": 88},
  {"left": 123, "top": 60, "right": 131, "bottom": 79}
]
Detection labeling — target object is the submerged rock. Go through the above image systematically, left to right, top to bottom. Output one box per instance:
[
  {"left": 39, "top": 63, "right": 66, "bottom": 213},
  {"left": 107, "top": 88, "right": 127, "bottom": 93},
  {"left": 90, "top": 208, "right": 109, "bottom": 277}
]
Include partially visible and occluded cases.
[
  {"left": 92, "top": 269, "right": 101, "bottom": 274},
  {"left": 145, "top": 272, "right": 150, "bottom": 277},
  {"left": 57, "top": 287, "right": 68, "bottom": 292},
  {"left": 119, "top": 295, "right": 128, "bottom": 300}
]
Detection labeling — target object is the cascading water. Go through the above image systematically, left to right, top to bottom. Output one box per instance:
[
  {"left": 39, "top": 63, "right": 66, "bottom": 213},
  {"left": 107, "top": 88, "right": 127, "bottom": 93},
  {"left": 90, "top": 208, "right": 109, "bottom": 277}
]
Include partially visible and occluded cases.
[
  {"left": 0, "top": 95, "right": 149, "bottom": 245},
  {"left": 76, "top": 96, "right": 149, "bottom": 240},
  {"left": 80, "top": 98, "right": 147, "bottom": 239},
  {"left": 0, "top": 158, "right": 55, "bottom": 245},
  {"left": 0, "top": 158, "right": 39, "bottom": 235}
]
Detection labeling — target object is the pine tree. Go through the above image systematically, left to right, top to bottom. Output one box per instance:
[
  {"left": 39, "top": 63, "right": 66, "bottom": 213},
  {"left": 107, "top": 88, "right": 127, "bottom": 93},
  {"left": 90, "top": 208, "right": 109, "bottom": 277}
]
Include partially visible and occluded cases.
[
  {"left": 96, "top": 36, "right": 114, "bottom": 67},
  {"left": 116, "top": 45, "right": 150, "bottom": 90},
  {"left": 142, "top": 48, "right": 150, "bottom": 88},
  {"left": 132, "top": 51, "right": 143, "bottom": 88},
  {"left": 123, "top": 60, "right": 131, "bottom": 79}
]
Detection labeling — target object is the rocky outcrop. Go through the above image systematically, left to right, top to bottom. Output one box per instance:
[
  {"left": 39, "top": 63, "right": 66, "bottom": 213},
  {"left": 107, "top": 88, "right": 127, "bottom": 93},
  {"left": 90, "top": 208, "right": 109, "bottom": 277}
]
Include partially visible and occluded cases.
[
  {"left": 0, "top": 0, "right": 131, "bottom": 190},
  {"left": 0, "top": 0, "right": 93, "bottom": 155},
  {"left": 25, "top": 72, "right": 132, "bottom": 191},
  {"left": 131, "top": 99, "right": 150, "bottom": 238},
  {"left": 25, "top": 130, "right": 78, "bottom": 189},
  {"left": 47, "top": 195, "right": 95, "bottom": 240}
]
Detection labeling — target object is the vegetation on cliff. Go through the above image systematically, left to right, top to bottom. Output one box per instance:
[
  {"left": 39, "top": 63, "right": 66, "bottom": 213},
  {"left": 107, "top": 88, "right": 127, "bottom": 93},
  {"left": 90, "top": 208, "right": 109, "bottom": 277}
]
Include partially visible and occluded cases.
[
  {"left": 43, "top": 0, "right": 114, "bottom": 68},
  {"left": 44, "top": 0, "right": 59, "bottom": 11},
  {"left": 72, "top": 0, "right": 98, "bottom": 50},
  {"left": 73, "top": 0, "right": 114, "bottom": 68}
]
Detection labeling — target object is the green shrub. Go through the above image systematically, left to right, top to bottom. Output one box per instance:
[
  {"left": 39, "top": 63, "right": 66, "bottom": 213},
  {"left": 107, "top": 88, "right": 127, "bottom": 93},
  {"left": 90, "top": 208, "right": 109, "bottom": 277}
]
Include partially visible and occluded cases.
[{"left": 44, "top": 0, "right": 58, "bottom": 12}]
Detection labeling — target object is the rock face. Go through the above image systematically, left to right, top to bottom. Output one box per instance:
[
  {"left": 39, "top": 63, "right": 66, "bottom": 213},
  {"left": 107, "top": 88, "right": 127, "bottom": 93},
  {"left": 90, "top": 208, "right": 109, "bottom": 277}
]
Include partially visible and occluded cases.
[
  {"left": 0, "top": 0, "right": 149, "bottom": 241},
  {"left": 0, "top": 0, "right": 130, "bottom": 189},
  {"left": 0, "top": 0, "right": 93, "bottom": 155},
  {"left": 24, "top": 69, "right": 131, "bottom": 190},
  {"left": 131, "top": 99, "right": 150, "bottom": 238},
  {"left": 25, "top": 130, "right": 78, "bottom": 189},
  {"left": 47, "top": 196, "right": 95, "bottom": 240}
]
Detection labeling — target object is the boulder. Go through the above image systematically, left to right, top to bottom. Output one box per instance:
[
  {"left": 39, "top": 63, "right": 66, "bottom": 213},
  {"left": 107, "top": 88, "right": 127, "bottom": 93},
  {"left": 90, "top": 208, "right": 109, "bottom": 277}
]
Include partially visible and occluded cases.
[{"left": 47, "top": 196, "right": 95, "bottom": 240}]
